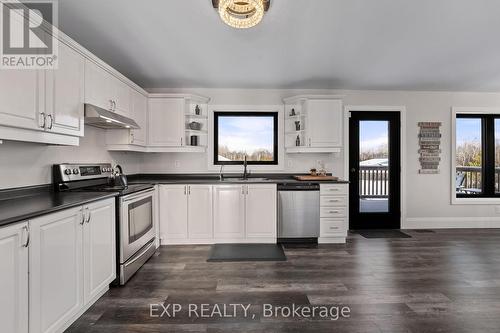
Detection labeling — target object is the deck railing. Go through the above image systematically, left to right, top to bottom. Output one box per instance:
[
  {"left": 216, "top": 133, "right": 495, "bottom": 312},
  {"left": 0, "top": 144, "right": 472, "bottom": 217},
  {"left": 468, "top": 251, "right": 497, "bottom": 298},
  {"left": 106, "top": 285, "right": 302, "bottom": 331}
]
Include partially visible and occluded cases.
[
  {"left": 359, "top": 165, "right": 389, "bottom": 198},
  {"left": 456, "top": 166, "right": 482, "bottom": 192}
]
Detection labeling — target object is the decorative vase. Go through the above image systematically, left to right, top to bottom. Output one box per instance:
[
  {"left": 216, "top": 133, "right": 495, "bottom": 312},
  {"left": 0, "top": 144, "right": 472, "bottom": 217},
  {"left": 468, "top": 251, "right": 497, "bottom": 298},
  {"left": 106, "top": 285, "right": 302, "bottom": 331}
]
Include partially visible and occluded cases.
[
  {"left": 295, "top": 121, "right": 301, "bottom": 131},
  {"left": 190, "top": 135, "right": 198, "bottom": 146}
]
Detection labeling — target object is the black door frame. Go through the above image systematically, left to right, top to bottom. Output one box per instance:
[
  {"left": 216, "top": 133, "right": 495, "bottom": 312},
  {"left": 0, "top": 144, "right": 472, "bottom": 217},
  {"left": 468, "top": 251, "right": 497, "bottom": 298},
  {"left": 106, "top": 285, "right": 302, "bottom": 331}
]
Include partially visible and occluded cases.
[{"left": 349, "top": 111, "right": 401, "bottom": 230}]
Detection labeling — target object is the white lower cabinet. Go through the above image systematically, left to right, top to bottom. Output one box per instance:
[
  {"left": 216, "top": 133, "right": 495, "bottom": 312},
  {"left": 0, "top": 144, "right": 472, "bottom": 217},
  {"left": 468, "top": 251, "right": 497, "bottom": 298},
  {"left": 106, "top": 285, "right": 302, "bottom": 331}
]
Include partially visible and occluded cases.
[
  {"left": 159, "top": 184, "right": 277, "bottom": 244},
  {"left": 245, "top": 184, "right": 277, "bottom": 239},
  {"left": 319, "top": 184, "right": 348, "bottom": 243},
  {"left": 160, "top": 185, "right": 213, "bottom": 243},
  {"left": 160, "top": 185, "right": 188, "bottom": 240},
  {"left": 188, "top": 185, "right": 213, "bottom": 239},
  {"left": 213, "top": 185, "right": 246, "bottom": 240},
  {"left": 21, "top": 197, "right": 116, "bottom": 333},
  {"left": 83, "top": 199, "right": 116, "bottom": 304},
  {"left": 29, "top": 207, "right": 84, "bottom": 333},
  {"left": 0, "top": 222, "right": 29, "bottom": 333}
]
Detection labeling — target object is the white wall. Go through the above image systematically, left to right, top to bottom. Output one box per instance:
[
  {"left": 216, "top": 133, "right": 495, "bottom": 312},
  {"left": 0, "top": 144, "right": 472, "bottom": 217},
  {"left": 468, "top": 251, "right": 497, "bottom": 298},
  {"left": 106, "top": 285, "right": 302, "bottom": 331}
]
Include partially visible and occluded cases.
[
  {"left": 147, "top": 88, "right": 500, "bottom": 227},
  {"left": 0, "top": 126, "right": 143, "bottom": 189}
]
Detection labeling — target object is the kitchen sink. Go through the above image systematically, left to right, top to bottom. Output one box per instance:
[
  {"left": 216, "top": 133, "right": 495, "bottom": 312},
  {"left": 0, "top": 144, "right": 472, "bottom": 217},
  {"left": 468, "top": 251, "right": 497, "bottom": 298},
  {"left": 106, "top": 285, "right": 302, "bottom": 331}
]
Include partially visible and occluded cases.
[{"left": 221, "top": 177, "right": 269, "bottom": 182}]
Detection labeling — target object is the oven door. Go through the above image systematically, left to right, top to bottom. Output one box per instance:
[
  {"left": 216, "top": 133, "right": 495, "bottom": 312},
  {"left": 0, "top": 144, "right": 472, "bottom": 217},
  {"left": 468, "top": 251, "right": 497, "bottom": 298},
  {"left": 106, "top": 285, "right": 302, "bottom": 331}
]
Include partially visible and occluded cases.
[{"left": 119, "top": 188, "right": 155, "bottom": 263}]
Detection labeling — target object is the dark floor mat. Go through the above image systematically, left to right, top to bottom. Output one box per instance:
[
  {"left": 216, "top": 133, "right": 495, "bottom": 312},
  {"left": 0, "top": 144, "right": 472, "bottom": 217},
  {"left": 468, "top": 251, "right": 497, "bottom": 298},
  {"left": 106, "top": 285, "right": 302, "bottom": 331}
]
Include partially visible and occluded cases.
[
  {"left": 357, "top": 230, "right": 412, "bottom": 239},
  {"left": 207, "top": 244, "right": 287, "bottom": 262}
]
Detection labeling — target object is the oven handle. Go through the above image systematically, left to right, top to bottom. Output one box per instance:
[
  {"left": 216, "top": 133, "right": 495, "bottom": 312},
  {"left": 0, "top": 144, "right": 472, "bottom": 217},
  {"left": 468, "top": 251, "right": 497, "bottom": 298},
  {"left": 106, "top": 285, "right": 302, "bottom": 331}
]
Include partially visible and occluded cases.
[
  {"left": 121, "top": 188, "right": 155, "bottom": 203},
  {"left": 124, "top": 238, "right": 155, "bottom": 267}
]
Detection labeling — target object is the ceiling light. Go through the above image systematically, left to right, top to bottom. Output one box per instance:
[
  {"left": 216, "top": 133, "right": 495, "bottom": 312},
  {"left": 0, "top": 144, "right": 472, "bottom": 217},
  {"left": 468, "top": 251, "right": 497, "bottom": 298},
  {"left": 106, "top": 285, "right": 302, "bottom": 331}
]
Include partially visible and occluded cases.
[{"left": 213, "top": 0, "right": 270, "bottom": 29}]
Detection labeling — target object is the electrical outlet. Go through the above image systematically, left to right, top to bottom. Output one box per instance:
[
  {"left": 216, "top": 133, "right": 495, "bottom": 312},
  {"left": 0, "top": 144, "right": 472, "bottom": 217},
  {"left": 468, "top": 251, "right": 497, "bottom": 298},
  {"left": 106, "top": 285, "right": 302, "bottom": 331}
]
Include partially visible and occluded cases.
[{"left": 174, "top": 160, "right": 181, "bottom": 169}]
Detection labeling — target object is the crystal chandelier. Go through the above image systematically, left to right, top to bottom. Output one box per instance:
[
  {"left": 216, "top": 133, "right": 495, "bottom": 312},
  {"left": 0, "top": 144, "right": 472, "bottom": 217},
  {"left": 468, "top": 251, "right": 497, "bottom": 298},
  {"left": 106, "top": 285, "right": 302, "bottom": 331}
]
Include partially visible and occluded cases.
[{"left": 216, "top": 0, "right": 268, "bottom": 29}]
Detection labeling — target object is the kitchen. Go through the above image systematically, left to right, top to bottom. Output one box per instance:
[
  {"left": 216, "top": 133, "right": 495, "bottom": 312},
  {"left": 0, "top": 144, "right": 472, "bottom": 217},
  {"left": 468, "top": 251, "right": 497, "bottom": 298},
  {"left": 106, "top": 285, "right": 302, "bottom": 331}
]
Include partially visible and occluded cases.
[{"left": 2, "top": 1, "right": 500, "bottom": 332}]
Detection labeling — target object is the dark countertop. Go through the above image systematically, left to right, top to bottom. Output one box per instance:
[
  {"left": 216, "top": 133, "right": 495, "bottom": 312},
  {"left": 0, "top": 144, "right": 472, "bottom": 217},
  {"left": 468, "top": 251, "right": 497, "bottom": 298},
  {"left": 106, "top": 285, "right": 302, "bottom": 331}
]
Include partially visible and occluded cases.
[
  {"left": 127, "top": 173, "right": 350, "bottom": 185},
  {"left": 0, "top": 186, "right": 118, "bottom": 227}
]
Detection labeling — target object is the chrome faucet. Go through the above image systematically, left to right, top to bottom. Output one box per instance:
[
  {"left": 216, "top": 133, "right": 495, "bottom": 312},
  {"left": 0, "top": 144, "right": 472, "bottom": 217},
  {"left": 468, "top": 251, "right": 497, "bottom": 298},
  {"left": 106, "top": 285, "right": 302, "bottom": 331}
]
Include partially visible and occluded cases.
[
  {"left": 243, "top": 155, "right": 249, "bottom": 180},
  {"left": 219, "top": 164, "right": 224, "bottom": 181}
]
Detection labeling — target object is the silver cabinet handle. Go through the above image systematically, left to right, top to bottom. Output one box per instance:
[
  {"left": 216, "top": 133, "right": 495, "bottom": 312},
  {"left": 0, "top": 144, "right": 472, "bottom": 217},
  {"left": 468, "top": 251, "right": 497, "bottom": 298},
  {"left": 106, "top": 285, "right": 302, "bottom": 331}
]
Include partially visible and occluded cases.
[
  {"left": 109, "top": 99, "right": 114, "bottom": 111},
  {"left": 113, "top": 100, "right": 117, "bottom": 111},
  {"left": 40, "top": 112, "right": 46, "bottom": 129},
  {"left": 47, "top": 114, "right": 53, "bottom": 130},
  {"left": 130, "top": 133, "right": 134, "bottom": 143},
  {"left": 180, "top": 137, "right": 183, "bottom": 146},
  {"left": 308, "top": 138, "right": 311, "bottom": 146},
  {"left": 184, "top": 185, "right": 187, "bottom": 195},
  {"left": 188, "top": 186, "right": 191, "bottom": 195},
  {"left": 241, "top": 186, "right": 245, "bottom": 195},
  {"left": 329, "top": 199, "right": 340, "bottom": 202},
  {"left": 85, "top": 207, "right": 91, "bottom": 223},
  {"left": 80, "top": 208, "right": 85, "bottom": 225},
  {"left": 328, "top": 210, "right": 340, "bottom": 214},
  {"left": 23, "top": 225, "right": 30, "bottom": 247},
  {"left": 329, "top": 226, "right": 339, "bottom": 230}
]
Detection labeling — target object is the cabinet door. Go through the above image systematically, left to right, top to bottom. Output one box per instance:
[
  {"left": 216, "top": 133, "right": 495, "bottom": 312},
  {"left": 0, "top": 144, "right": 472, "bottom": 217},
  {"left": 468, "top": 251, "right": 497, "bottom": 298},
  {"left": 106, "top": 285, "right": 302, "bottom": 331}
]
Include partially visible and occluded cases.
[
  {"left": 46, "top": 42, "right": 85, "bottom": 136},
  {"left": 84, "top": 60, "right": 113, "bottom": 111},
  {"left": 0, "top": 69, "right": 44, "bottom": 131},
  {"left": 112, "top": 78, "right": 131, "bottom": 117},
  {"left": 130, "top": 89, "right": 147, "bottom": 146},
  {"left": 148, "top": 98, "right": 184, "bottom": 146},
  {"left": 306, "top": 99, "right": 343, "bottom": 147},
  {"left": 245, "top": 184, "right": 277, "bottom": 239},
  {"left": 160, "top": 185, "right": 188, "bottom": 240},
  {"left": 188, "top": 185, "right": 213, "bottom": 239},
  {"left": 213, "top": 185, "right": 245, "bottom": 239},
  {"left": 83, "top": 199, "right": 115, "bottom": 304},
  {"left": 29, "top": 207, "right": 84, "bottom": 333},
  {"left": 0, "top": 222, "right": 29, "bottom": 333}
]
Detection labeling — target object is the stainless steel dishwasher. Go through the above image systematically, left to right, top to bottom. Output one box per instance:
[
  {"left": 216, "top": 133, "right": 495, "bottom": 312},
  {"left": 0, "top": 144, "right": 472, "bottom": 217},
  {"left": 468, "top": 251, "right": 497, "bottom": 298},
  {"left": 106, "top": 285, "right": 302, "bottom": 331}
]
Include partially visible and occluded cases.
[{"left": 278, "top": 183, "right": 320, "bottom": 241}]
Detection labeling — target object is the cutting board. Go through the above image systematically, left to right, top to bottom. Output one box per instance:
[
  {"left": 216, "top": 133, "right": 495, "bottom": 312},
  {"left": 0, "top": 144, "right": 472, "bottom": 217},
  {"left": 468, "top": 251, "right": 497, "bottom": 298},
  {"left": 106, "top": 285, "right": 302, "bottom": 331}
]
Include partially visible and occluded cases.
[{"left": 294, "top": 175, "right": 339, "bottom": 181}]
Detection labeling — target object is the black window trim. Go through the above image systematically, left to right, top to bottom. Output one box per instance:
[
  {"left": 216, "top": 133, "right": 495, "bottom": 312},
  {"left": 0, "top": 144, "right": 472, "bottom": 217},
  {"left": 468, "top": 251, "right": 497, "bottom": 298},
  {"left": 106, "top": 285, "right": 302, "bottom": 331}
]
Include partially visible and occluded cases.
[
  {"left": 213, "top": 111, "right": 279, "bottom": 166},
  {"left": 456, "top": 113, "right": 498, "bottom": 198}
]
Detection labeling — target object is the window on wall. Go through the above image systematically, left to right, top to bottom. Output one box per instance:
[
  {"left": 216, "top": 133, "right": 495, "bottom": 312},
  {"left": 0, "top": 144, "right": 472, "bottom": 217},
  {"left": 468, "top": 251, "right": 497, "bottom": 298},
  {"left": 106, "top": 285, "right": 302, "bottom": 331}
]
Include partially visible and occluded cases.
[
  {"left": 214, "top": 112, "right": 278, "bottom": 165},
  {"left": 455, "top": 114, "right": 500, "bottom": 198}
]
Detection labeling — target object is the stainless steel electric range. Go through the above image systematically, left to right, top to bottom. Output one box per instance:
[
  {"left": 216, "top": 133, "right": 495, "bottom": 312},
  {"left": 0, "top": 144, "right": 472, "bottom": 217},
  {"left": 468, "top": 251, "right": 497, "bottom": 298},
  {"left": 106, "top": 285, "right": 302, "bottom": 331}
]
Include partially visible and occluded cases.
[{"left": 53, "top": 163, "right": 156, "bottom": 285}]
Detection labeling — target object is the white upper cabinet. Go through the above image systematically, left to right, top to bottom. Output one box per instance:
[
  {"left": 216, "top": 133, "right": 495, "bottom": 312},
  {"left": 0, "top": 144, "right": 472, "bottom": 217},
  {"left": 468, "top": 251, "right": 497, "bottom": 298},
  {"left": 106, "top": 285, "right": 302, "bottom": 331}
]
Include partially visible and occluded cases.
[
  {"left": 46, "top": 42, "right": 85, "bottom": 137},
  {"left": 84, "top": 59, "right": 114, "bottom": 111},
  {"left": 84, "top": 59, "right": 131, "bottom": 116},
  {"left": 0, "top": 68, "right": 44, "bottom": 132},
  {"left": 112, "top": 77, "right": 131, "bottom": 117},
  {"left": 130, "top": 89, "right": 147, "bottom": 146},
  {"left": 284, "top": 96, "right": 343, "bottom": 153},
  {"left": 148, "top": 98, "right": 184, "bottom": 147},
  {"left": 305, "top": 99, "right": 343, "bottom": 147},
  {"left": 245, "top": 184, "right": 277, "bottom": 239},
  {"left": 160, "top": 185, "right": 188, "bottom": 240},
  {"left": 187, "top": 185, "right": 213, "bottom": 239},
  {"left": 213, "top": 185, "right": 246, "bottom": 240},
  {"left": 82, "top": 199, "right": 115, "bottom": 304},
  {"left": 29, "top": 207, "right": 84, "bottom": 333},
  {"left": 0, "top": 222, "right": 29, "bottom": 333}
]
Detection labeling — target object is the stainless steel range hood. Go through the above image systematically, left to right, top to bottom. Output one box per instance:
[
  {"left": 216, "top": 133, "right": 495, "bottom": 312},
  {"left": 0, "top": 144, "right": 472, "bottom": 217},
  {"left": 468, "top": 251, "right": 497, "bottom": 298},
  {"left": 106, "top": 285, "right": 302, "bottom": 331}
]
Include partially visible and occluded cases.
[{"left": 84, "top": 104, "right": 140, "bottom": 129}]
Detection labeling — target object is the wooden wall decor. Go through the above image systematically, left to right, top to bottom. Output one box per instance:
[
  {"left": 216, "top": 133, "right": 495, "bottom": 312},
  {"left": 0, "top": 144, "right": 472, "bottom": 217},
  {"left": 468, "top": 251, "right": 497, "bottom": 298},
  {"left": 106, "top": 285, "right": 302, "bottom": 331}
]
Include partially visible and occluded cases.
[{"left": 418, "top": 122, "right": 442, "bottom": 174}]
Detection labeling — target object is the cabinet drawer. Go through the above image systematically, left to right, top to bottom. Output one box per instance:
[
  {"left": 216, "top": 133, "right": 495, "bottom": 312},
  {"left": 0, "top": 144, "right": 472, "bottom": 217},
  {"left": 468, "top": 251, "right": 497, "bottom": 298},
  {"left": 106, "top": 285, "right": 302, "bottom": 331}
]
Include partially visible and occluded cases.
[
  {"left": 320, "top": 184, "right": 347, "bottom": 195},
  {"left": 320, "top": 196, "right": 347, "bottom": 207},
  {"left": 320, "top": 206, "right": 346, "bottom": 218},
  {"left": 320, "top": 218, "right": 346, "bottom": 237}
]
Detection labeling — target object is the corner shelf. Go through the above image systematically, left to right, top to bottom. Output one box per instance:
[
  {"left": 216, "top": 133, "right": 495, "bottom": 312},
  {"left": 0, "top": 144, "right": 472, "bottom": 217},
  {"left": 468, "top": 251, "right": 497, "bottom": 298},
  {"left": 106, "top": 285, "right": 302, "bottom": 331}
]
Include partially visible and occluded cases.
[{"left": 185, "top": 129, "right": 208, "bottom": 135}]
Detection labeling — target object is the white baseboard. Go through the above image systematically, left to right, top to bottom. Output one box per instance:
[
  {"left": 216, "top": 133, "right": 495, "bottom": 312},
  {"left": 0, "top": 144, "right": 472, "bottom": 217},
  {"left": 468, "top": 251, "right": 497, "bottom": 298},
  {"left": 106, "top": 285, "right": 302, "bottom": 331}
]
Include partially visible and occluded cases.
[
  {"left": 404, "top": 217, "right": 500, "bottom": 229},
  {"left": 162, "top": 238, "right": 277, "bottom": 245}
]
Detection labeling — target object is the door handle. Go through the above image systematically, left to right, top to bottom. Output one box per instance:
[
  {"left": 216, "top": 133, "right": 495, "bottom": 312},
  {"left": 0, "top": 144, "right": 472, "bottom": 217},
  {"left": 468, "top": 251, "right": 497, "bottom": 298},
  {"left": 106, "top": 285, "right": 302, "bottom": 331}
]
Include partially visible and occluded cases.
[
  {"left": 40, "top": 112, "right": 46, "bottom": 129},
  {"left": 47, "top": 114, "right": 53, "bottom": 130},
  {"left": 350, "top": 168, "right": 356, "bottom": 173},
  {"left": 85, "top": 207, "right": 91, "bottom": 223},
  {"left": 80, "top": 208, "right": 85, "bottom": 225},
  {"left": 23, "top": 225, "right": 30, "bottom": 247}
]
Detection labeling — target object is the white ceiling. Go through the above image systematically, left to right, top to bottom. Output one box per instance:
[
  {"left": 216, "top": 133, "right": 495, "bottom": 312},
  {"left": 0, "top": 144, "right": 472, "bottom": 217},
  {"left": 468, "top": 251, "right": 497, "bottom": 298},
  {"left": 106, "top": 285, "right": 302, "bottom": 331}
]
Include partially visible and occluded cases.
[{"left": 59, "top": 0, "right": 500, "bottom": 91}]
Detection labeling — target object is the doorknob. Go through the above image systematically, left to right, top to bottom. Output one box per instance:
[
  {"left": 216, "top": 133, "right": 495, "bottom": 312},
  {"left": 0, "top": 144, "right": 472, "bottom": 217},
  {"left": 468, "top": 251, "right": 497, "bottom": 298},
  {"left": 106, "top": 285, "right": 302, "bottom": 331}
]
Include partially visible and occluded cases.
[{"left": 350, "top": 168, "right": 356, "bottom": 172}]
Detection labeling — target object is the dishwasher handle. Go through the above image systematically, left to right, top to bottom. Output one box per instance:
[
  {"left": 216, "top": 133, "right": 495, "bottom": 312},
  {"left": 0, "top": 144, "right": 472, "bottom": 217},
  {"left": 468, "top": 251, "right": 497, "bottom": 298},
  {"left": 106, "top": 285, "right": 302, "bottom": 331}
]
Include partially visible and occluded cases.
[{"left": 277, "top": 183, "right": 320, "bottom": 191}]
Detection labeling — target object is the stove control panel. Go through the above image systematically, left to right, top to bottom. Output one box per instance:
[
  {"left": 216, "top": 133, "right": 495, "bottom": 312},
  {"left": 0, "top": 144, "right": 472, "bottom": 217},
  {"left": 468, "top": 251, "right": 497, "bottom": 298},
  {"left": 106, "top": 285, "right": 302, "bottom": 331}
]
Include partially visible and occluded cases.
[{"left": 54, "top": 163, "right": 113, "bottom": 183}]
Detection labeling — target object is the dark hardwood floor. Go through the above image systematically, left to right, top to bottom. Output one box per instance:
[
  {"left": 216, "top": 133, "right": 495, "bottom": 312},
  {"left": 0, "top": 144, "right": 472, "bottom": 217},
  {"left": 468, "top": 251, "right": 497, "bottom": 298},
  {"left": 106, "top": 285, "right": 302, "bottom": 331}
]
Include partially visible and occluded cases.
[{"left": 66, "top": 229, "right": 500, "bottom": 332}]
